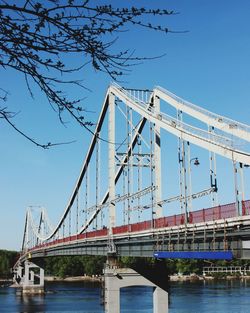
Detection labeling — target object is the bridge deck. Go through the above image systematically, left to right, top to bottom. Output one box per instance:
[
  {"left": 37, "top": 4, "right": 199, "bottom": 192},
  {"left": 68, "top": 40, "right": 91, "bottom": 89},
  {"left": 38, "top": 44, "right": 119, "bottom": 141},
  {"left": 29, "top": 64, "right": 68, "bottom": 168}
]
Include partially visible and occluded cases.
[{"left": 22, "top": 202, "right": 250, "bottom": 261}]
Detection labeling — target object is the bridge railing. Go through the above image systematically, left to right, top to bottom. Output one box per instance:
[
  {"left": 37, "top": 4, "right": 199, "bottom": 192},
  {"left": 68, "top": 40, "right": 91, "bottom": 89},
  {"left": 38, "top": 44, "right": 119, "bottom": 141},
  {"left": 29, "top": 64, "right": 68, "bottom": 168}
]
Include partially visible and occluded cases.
[
  {"left": 26, "top": 199, "right": 250, "bottom": 253},
  {"left": 112, "top": 200, "right": 250, "bottom": 234},
  {"left": 243, "top": 200, "right": 250, "bottom": 215},
  {"left": 203, "top": 266, "right": 250, "bottom": 276}
]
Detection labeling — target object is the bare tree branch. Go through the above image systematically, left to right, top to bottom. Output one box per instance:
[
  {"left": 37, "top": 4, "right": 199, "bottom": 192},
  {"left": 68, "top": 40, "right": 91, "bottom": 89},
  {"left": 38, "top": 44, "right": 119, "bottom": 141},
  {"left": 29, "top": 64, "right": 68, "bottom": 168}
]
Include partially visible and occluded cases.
[
  {"left": 0, "top": 0, "right": 180, "bottom": 147},
  {"left": 0, "top": 108, "right": 76, "bottom": 148}
]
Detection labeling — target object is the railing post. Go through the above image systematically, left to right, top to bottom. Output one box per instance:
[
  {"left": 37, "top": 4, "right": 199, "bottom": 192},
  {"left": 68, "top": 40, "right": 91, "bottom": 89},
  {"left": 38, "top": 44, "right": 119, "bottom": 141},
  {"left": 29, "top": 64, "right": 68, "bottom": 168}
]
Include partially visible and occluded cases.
[
  {"left": 242, "top": 200, "right": 246, "bottom": 216},
  {"left": 218, "top": 205, "right": 221, "bottom": 219}
]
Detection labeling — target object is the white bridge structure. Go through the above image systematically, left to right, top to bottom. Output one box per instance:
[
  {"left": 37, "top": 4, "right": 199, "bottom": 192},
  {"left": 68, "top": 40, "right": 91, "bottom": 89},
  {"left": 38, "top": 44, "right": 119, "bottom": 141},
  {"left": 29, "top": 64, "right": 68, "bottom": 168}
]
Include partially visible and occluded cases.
[{"left": 14, "top": 83, "right": 250, "bottom": 312}]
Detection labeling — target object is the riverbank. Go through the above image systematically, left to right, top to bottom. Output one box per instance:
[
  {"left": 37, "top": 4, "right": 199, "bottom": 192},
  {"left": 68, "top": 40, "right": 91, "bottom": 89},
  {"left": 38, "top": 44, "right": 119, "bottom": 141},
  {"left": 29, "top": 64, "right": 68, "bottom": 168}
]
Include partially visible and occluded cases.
[
  {"left": 4, "top": 273, "right": 250, "bottom": 286},
  {"left": 45, "top": 273, "right": 250, "bottom": 283},
  {"left": 169, "top": 274, "right": 250, "bottom": 281},
  {"left": 45, "top": 275, "right": 102, "bottom": 282},
  {"left": 0, "top": 279, "right": 12, "bottom": 287}
]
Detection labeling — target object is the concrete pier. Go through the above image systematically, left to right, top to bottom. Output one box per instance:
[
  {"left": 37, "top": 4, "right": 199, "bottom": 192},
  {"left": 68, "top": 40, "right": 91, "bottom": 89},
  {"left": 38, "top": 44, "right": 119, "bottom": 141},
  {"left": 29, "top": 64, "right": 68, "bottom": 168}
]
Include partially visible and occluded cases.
[
  {"left": 13, "top": 260, "right": 44, "bottom": 294},
  {"left": 103, "top": 265, "right": 168, "bottom": 313}
]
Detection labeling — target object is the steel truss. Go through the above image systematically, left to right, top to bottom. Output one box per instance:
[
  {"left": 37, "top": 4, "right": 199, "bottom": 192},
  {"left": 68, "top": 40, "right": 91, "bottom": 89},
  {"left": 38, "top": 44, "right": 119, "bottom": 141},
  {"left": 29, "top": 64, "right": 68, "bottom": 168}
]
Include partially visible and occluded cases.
[{"left": 22, "top": 83, "right": 250, "bottom": 252}]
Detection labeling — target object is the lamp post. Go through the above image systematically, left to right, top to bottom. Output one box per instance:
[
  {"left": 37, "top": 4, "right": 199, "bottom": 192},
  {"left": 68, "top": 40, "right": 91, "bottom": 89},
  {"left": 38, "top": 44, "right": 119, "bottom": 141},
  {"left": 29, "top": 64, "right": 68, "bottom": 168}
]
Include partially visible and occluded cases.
[
  {"left": 180, "top": 140, "right": 200, "bottom": 225},
  {"left": 188, "top": 157, "right": 200, "bottom": 217},
  {"left": 233, "top": 161, "right": 247, "bottom": 216}
]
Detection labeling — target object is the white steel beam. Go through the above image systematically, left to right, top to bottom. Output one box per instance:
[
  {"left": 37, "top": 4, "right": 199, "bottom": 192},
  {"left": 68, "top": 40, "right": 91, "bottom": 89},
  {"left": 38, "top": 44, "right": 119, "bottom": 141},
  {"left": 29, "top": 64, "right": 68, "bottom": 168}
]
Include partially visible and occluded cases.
[
  {"left": 110, "top": 85, "right": 250, "bottom": 165},
  {"left": 155, "top": 86, "right": 250, "bottom": 142},
  {"left": 78, "top": 91, "right": 154, "bottom": 235},
  {"left": 108, "top": 92, "right": 116, "bottom": 233},
  {"left": 153, "top": 95, "right": 163, "bottom": 218}
]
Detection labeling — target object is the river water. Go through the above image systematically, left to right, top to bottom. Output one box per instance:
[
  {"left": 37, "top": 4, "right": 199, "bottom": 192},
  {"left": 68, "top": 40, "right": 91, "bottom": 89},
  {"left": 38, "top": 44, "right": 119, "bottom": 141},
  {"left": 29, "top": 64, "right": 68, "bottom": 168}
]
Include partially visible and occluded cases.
[{"left": 1, "top": 279, "right": 250, "bottom": 313}]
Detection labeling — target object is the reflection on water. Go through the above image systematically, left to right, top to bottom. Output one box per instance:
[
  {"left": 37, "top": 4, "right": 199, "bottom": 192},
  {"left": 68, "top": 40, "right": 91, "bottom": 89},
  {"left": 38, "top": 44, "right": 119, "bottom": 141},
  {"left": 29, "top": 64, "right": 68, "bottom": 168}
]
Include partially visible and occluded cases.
[
  {"left": 0, "top": 279, "right": 250, "bottom": 313},
  {"left": 169, "top": 279, "right": 250, "bottom": 313},
  {"left": 17, "top": 294, "right": 46, "bottom": 313}
]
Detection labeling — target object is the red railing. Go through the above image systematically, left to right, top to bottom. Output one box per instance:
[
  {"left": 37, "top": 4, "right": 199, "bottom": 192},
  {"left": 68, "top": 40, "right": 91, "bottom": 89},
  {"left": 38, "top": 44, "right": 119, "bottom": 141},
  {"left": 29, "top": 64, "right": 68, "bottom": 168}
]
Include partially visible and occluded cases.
[{"left": 30, "top": 200, "right": 250, "bottom": 251}]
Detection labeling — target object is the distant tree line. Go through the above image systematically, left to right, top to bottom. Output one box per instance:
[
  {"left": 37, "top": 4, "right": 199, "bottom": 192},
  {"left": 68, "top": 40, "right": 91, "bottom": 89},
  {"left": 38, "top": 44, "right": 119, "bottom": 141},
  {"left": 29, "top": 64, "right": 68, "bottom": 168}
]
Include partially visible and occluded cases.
[
  {"left": 1, "top": 249, "right": 250, "bottom": 279},
  {"left": 0, "top": 250, "right": 19, "bottom": 278},
  {"left": 45, "top": 255, "right": 106, "bottom": 278},
  {"left": 118, "top": 257, "right": 250, "bottom": 276},
  {"left": 162, "top": 258, "right": 250, "bottom": 275}
]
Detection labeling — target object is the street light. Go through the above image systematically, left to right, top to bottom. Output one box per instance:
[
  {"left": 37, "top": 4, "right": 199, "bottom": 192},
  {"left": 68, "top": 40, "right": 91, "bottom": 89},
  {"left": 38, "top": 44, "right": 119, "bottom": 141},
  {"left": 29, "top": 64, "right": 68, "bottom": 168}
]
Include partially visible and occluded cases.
[{"left": 191, "top": 157, "right": 200, "bottom": 166}]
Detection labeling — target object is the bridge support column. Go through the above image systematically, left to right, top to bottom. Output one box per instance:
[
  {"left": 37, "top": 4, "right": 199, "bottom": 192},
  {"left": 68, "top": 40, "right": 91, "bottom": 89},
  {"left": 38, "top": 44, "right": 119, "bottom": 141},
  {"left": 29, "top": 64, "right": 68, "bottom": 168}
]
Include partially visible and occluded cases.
[
  {"left": 22, "top": 260, "right": 44, "bottom": 294},
  {"left": 13, "top": 263, "right": 24, "bottom": 285},
  {"left": 103, "top": 263, "right": 168, "bottom": 313},
  {"left": 153, "top": 286, "right": 168, "bottom": 313}
]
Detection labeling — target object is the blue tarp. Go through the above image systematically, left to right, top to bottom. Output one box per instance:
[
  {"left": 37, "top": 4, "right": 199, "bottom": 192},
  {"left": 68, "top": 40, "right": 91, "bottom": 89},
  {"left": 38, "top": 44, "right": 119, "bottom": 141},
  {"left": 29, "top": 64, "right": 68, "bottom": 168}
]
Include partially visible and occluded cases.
[{"left": 154, "top": 251, "right": 233, "bottom": 260}]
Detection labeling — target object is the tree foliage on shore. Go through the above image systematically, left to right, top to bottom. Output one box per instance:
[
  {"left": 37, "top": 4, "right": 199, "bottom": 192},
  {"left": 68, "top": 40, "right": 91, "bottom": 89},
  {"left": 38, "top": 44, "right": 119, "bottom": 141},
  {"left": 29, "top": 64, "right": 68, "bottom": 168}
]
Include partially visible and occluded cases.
[
  {"left": 0, "top": 0, "right": 176, "bottom": 147},
  {"left": 2, "top": 249, "right": 250, "bottom": 279},
  {"left": 0, "top": 250, "right": 19, "bottom": 278},
  {"left": 45, "top": 255, "right": 106, "bottom": 278},
  {"left": 119, "top": 257, "right": 250, "bottom": 276}
]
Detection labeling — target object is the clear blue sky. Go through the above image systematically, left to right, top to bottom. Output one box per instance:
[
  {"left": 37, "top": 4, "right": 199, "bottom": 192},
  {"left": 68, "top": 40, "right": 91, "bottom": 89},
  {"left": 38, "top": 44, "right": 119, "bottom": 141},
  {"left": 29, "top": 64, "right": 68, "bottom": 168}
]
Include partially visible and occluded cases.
[{"left": 1, "top": 0, "right": 250, "bottom": 250}]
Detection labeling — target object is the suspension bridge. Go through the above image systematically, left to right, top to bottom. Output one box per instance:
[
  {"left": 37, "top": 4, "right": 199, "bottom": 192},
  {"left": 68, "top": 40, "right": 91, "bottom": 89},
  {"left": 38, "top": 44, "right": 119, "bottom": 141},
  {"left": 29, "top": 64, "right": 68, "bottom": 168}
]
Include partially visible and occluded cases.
[{"left": 13, "top": 83, "right": 250, "bottom": 312}]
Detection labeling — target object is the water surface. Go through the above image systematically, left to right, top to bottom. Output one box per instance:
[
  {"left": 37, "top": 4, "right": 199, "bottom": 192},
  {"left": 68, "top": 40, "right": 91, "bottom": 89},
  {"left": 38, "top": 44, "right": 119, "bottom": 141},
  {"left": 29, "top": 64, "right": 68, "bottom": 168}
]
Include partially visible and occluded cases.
[{"left": 0, "top": 279, "right": 250, "bottom": 312}]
